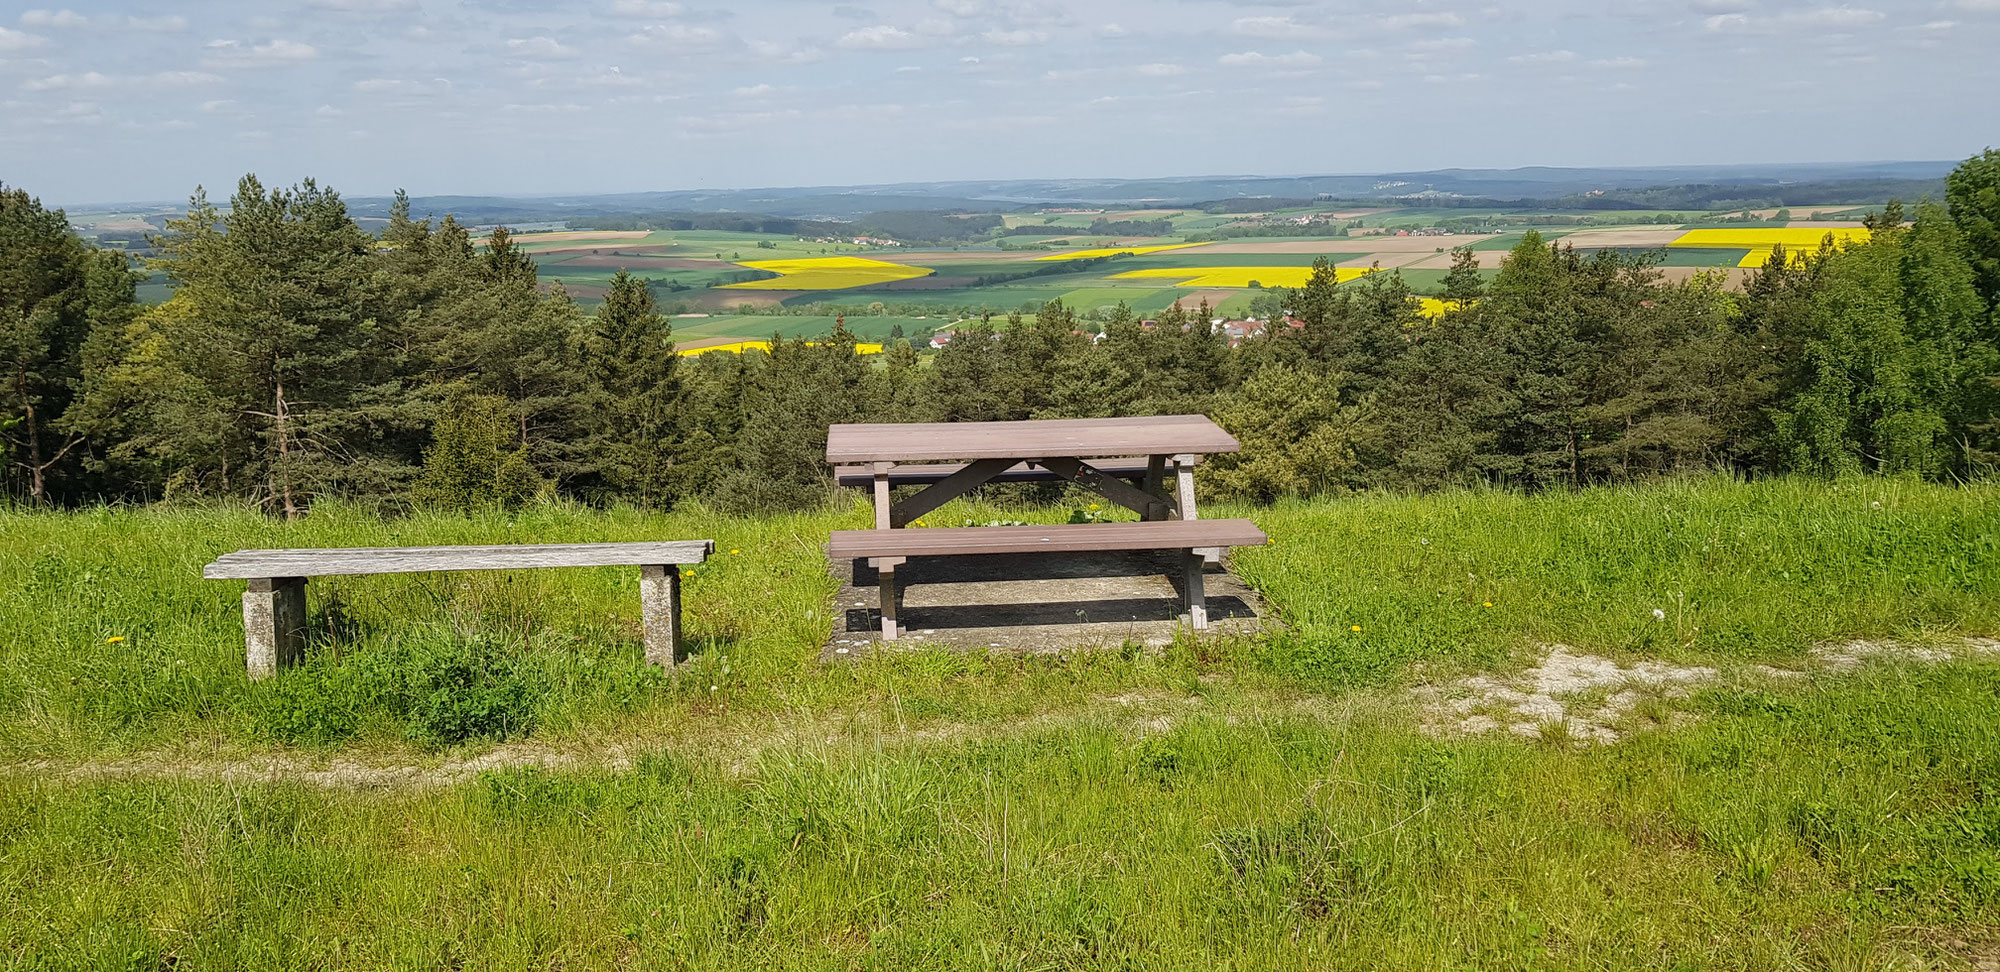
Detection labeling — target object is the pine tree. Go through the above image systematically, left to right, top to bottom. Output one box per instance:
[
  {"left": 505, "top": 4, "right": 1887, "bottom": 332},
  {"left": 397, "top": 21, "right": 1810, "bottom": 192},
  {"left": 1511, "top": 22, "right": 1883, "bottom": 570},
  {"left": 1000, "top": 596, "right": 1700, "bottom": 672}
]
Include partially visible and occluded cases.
[
  {"left": 0, "top": 184, "right": 137, "bottom": 503},
  {"left": 1440, "top": 246, "right": 1485, "bottom": 305},
  {"left": 581, "top": 270, "right": 684, "bottom": 506},
  {"left": 410, "top": 393, "right": 542, "bottom": 511}
]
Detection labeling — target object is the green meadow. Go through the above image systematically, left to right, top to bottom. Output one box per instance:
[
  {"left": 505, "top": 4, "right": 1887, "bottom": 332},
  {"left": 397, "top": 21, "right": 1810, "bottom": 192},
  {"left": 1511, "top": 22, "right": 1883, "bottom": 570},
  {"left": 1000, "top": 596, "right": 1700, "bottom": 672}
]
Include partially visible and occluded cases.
[{"left": 1, "top": 477, "right": 1997, "bottom": 966}]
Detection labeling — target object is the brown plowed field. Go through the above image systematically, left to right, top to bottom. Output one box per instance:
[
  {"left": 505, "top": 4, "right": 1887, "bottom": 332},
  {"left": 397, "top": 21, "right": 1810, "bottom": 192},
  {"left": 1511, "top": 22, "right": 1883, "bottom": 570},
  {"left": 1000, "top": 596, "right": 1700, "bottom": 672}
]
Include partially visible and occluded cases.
[
  {"left": 1549, "top": 228, "right": 1682, "bottom": 248},
  {"left": 1201, "top": 236, "right": 1495, "bottom": 253},
  {"left": 1404, "top": 249, "right": 1510, "bottom": 270},
  {"left": 556, "top": 254, "right": 718, "bottom": 269}
]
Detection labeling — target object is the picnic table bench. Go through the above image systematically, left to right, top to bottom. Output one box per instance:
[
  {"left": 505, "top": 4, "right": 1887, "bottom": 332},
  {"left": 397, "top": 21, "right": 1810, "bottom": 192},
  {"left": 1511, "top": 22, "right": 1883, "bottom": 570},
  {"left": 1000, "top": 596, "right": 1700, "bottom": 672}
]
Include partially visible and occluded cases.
[
  {"left": 826, "top": 415, "right": 1255, "bottom": 640},
  {"left": 828, "top": 518, "right": 1266, "bottom": 639},
  {"left": 204, "top": 541, "right": 713, "bottom": 678}
]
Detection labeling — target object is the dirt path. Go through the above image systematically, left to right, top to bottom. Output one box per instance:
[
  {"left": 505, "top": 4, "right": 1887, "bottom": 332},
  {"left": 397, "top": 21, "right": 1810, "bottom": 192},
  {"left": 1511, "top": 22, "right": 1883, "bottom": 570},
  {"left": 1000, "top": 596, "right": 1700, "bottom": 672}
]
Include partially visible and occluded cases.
[{"left": 7, "top": 638, "right": 1993, "bottom": 790}]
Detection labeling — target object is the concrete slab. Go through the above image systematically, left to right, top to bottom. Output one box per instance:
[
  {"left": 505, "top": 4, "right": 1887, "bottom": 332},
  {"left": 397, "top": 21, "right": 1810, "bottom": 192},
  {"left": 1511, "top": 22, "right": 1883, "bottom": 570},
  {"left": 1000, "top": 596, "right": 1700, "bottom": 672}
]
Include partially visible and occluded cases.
[{"left": 822, "top": 549, "right": 1269, "bottom": 660}]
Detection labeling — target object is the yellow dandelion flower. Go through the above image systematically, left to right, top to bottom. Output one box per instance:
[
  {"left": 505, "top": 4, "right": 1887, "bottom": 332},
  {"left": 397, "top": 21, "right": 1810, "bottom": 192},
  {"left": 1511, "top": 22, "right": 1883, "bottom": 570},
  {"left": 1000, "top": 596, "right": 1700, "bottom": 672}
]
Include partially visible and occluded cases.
[
  {"left": 730, "top": 549, "right": 740, "bottom": 555},
  {"left": 1483, "top": 601, "right": 1494, "bottom": 607},
  {"left": 1350, "top": 625, "right": 1362, "bottom": 632},
  {"left": 106, "top": 636, "right": 125, "bottom": 644}
]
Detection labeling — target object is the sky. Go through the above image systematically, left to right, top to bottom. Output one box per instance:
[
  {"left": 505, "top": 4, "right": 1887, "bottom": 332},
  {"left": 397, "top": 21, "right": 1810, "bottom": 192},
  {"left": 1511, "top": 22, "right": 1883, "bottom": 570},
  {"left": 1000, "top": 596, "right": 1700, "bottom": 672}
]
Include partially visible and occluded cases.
[{"left": 2, "top": 0, "right": 1995, "bottom": 206}]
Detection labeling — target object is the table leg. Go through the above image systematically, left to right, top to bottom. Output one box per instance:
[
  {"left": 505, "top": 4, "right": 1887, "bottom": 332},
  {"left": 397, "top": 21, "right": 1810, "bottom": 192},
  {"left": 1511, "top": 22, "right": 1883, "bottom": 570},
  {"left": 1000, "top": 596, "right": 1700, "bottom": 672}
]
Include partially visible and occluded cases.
[
  {"left": 1173, "top": 453, "right": 1221, "bottom": 564},
  {"left": 1143, "top": 455, "right": 1167, "bottom": 520},
  {"left": 872, "top": 462, "right": 892, "bottom": 530},
  {"left": 1183, "top": 550, "right": 1208, "bottom": 630},
  {"left": 874, "top": 556, "right": 904, "bottom": 640}
]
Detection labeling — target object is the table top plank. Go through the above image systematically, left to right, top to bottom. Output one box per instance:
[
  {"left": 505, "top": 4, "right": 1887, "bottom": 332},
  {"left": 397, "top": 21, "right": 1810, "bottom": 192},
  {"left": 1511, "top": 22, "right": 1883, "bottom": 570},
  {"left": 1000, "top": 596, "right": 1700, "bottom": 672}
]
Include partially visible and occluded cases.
[
  {"left": 826, "top": 415, "right": 1238, "bottom": 464},
  {"left": 828, "top": 519, "right": 1264, "bottom": 559},
  {"left": 204, "top": 541, "right": 715, "bottom": 579}
]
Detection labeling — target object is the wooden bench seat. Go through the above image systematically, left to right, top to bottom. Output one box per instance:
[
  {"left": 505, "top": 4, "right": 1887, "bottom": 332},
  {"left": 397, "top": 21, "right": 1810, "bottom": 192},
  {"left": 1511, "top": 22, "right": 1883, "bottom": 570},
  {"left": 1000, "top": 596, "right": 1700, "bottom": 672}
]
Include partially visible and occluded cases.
[
  {"left": 832, "top": 456, "right": 1183, "bottom": 489},
  {"left": 828, "top": 519, "right": 1265, "bottom": 640},
  {"left": 204, "top": 540, "right": 713, "bottom": 678}
]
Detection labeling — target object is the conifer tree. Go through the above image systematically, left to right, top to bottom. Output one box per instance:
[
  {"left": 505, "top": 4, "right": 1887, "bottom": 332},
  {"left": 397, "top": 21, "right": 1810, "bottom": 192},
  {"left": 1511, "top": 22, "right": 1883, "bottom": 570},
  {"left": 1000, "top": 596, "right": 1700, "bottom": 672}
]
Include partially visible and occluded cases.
[{"left": 581, "top": 269, "right": 684, "bottom": 506}]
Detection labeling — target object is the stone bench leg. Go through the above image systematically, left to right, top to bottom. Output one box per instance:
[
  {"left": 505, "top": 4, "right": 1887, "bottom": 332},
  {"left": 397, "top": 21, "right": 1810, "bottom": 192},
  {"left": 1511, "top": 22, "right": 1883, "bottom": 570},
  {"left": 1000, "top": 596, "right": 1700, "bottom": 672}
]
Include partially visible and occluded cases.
[
  {"left": 1182, "top": 551, "right": 1208, "bottom": 630},
  {"left": 875, "top": 557, "right": 904, "bottom": 641},
  {"left": 639, "top": 565, "right": 686, "bottom": 667},
  {"left": 245, "top": 576, "right": 307, "bottom": 679}
]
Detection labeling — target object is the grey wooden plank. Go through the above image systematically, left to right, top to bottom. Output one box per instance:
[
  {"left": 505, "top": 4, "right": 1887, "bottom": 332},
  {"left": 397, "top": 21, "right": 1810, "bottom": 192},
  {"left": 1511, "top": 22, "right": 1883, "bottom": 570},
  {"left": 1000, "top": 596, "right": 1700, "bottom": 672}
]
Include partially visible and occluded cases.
[
  {"left": 826, "top": 415, "right": 1239, "bottom": 464},
  {"left": 833, "top": 457, "right": 1178, "bottom": 488},
  {"left": 828, "top": 519, "right": 1265, "bottom": 560},
  {"left": 204, "top": 540, "right": 714, "bottom": 579}
]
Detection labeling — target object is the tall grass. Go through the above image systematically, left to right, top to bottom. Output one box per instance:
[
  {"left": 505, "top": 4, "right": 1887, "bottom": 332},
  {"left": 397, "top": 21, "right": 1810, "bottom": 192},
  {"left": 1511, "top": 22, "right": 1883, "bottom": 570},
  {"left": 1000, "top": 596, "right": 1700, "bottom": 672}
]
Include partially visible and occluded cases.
[
  {"left": 0, "top": 477, "right": 1994, "bottom": 758},
  {"left": 1, "top": 662, "right": 1994, "bottom": 968}
]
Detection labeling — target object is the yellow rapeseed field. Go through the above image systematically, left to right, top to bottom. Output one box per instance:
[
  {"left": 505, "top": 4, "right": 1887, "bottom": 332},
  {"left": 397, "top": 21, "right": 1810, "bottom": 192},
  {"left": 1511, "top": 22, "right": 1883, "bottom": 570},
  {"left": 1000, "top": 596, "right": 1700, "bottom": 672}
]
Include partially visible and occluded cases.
[
  {"left": 1668, "top": 227, "right": 1871, "bottom": 268},
  {"left": 1034, "top": 243, "right": 1209, "bottom": 261},
  {"left": 718, "top": 257, "right": 931, "bottom": 291},
  {"left": 1111, "top": 266, "right": 1379, "bottom": 288},
  {"left": 1413, "top": 297, "right": 1469, "bottom": 320},
  {"left": 678, "top": 341, "right": 884, "bottom": 357}
]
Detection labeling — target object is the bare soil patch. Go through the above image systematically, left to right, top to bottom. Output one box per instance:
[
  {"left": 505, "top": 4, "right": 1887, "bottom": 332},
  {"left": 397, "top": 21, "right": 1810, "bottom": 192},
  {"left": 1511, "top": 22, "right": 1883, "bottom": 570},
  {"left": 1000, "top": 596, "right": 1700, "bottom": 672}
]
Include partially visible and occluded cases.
[
  {"left": 1550, "top": 228, "right": 1684, "bottom": 248},
  {"left": 477, "top": 230, "right": 650, "bottom": 246},
  {"left": 1201, "top": 236, "right": 1495, "bottom": 254},
  {"left": 1403, "top": 249, "right": 1509, "bottom": 270},
  {"left": 557, "top": 254, "right": 719, "bottom": 269},
  {"left": 1158, "top": 289, "right": 1241, "bottom": 312}
]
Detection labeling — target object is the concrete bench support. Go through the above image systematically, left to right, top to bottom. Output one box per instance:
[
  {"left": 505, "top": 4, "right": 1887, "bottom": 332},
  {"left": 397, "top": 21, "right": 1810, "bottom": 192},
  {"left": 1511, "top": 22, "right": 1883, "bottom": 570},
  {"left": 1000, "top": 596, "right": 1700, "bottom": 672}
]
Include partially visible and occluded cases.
[
  {"left": 639, "top": 564, "right": 685, "bottom": 667},
  {"left": 245, "top": 576, "right": 308, "bottom": 679}
]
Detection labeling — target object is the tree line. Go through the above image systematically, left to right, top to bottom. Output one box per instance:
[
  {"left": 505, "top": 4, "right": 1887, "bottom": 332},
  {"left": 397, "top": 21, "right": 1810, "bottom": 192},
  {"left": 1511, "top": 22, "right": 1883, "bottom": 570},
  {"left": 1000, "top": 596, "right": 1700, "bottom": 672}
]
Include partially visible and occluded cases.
[{"left": 3, "top": 150, "right": 1998, "bottom": 515}]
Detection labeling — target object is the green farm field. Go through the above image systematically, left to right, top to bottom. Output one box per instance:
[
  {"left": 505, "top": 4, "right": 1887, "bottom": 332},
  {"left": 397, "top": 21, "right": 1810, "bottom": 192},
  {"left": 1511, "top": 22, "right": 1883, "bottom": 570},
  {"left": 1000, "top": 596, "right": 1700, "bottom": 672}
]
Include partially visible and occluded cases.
[{"left": 2, "top": 477, "right": 1997, "bottom": 967}]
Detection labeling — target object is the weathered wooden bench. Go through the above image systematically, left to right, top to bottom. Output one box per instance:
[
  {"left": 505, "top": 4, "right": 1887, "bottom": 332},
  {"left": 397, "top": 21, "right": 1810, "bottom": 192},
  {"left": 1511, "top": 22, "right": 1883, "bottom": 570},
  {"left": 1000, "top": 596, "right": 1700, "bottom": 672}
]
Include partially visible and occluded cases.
[
  {"left": 832, "top": 456, "right": 1191, "bottom": 490},
  {"left": 827, "top": 518, "right": 1265, "bottom": 641},
  {"left": 203, "top": 541, "right": 713, "bottom": 678}
]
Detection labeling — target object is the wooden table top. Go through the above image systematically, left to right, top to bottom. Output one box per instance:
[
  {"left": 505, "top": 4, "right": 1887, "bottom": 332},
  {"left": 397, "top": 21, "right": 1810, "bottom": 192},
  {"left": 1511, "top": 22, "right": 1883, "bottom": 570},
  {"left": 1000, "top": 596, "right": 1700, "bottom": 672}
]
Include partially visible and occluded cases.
[{"left": 826, "top": 415, "right": 1240, "bottom": 464}]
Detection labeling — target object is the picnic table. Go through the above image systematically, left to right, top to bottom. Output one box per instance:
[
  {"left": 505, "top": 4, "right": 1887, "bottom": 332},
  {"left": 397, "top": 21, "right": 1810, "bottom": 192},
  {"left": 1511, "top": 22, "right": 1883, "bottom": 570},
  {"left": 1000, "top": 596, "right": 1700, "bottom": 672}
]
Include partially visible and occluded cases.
[
  {"left": 826, "top": 415, "right": 1241, "bottom": 530},
  {"left": 825, "top": 416, "right": 1264, "bottom": 640}
]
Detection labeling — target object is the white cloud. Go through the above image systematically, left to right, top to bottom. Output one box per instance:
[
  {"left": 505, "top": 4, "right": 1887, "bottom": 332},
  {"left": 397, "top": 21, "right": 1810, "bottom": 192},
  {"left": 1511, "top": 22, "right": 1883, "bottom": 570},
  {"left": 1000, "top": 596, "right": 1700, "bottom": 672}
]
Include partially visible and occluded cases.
[
  {"left": 304, "top": 0, "right": 416, "bottom": 10},
  {"left": 609, "top": 0, "right": 685, "bottom": 15},
  {"left": 933, "top": 0, "right": 983, "bottom": 14},
  {"left": 1689, "top": 0, "right": 1753, "bottom": 12},
  {"left": 1955, "top": 0, "right": 2000, "bottom": 10},
  {"left": 1705, "top": 6, "right": 1885, "bottom": 32},
  {"left": 19, "top": 9, "right": 183, "bottom": 30},
  {"left": 1377, "top": 12, "right": 1464, "bottom": 30},
  {"left": 1231, "top": 16, "right": 1319, "bottom": 38},
  {"left": 1094, "top": 22, "right": 1128, "bottom": 38},
  {"left": 630, "top": 24, "right": 721, "bottom": 47},
  {"left": 837, "top": 25, "right": 922, "bottom": 49},
  {"left": 0, "top": 26, "right": 48, "bottom": 51},
  {"left": 983, "top": 28, "right": 1046, "bottom": 45},
  {"left": 507, "top": 36, "right": 580, "bottom": 58},
  {"left": 1408, "top": 37, "right": 1476, "bottom": 54},
  {"left": 202, "top": 38, "right": 319, "bottom": 67},
  {"left": 746, "top": 38, "right": 822, "bottom": 63},
  {"left": 1218, "top": 50, "right": 1323, "bottom": 68},
  {"left": 1509, "top": 50, "right": 1578, "bottom": 64},
  {"left": 1588, "top": 56, "right": 1647, "bottom": 68},
  {"left": 1134, "top": 62, "right": 1184, "bottom": 77},
  {"left": 25, "top": 70, "right": 221, "bottom": 90},
  {"left": 733, "top": 82, "right": 775, "bottom": 97},
  {"left": 200, "top": 99, "right": 237, "bottom": 112},
  {"left": 315, "top": 104, "right": 344, "bottom": 116}
]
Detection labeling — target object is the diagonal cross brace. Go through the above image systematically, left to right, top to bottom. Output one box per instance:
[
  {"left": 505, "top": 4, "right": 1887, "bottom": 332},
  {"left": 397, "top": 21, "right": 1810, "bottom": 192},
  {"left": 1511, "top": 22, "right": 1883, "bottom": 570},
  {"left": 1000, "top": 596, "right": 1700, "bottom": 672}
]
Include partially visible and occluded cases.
[
  {"left": 887, "top": 457, "right": 1019, "bottom": 527},
  {"left": 1033, "top": 457, "right": 1170, "bottom": 521}
]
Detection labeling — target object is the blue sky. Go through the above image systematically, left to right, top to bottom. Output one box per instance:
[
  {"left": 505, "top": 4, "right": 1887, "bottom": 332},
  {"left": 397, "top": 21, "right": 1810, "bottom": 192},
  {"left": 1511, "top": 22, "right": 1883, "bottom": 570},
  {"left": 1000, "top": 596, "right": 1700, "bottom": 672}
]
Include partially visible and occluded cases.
[{"left": 2, "top": 0, "right": 1994, "bottom": 205}]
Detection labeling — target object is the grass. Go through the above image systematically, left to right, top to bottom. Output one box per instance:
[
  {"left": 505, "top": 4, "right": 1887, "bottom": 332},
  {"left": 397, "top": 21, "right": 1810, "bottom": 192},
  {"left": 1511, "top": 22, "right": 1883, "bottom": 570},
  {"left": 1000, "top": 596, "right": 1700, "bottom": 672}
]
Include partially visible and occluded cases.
[{"left": 1, "top": 476, "right": 1996, "bottom": 967}]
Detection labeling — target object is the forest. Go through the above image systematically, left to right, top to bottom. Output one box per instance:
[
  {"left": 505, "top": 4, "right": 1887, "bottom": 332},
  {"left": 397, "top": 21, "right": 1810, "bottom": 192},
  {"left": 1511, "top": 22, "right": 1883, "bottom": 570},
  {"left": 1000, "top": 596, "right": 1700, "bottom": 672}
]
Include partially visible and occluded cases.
[{"left": 3, "top": 149, "right": 1998, "bottom": 517}]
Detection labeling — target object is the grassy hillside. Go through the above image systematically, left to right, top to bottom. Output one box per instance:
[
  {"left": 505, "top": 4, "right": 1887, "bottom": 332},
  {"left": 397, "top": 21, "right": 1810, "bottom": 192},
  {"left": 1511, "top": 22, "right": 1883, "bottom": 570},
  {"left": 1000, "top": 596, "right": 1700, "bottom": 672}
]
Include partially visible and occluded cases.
[{"left": 2, "top": 477, "right": 1996, "bottom": 967}]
